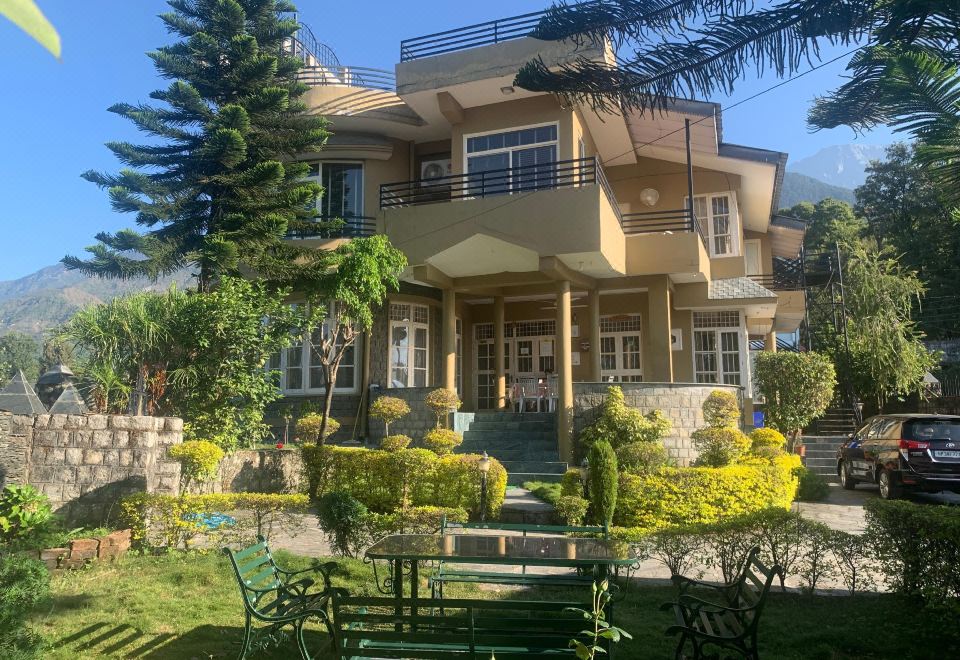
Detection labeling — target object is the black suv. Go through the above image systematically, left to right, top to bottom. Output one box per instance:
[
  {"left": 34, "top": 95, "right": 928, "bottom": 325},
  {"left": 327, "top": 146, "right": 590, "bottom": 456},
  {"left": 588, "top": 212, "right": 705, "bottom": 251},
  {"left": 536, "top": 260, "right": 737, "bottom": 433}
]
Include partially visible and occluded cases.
[{"left": 837, "top": 414, "right": 960, "bottom": 499}]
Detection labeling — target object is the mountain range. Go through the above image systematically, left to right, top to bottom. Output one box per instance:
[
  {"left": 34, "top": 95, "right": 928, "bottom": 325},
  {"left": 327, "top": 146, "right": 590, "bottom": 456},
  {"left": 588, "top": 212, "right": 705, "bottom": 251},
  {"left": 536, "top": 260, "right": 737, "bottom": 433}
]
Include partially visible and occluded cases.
[{"left": 779, "top": 143, "right": 892, "bottom": 209}]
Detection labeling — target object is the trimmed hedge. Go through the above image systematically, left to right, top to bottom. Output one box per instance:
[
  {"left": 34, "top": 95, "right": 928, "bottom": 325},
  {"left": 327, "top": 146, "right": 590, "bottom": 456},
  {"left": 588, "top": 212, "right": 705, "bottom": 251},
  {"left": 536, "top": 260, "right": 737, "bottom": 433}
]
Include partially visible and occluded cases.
[
  {"left": 301, "top": 445, "right": 507, "bottom": 520},
  {"left": 615, "top": 454, "right": 801, "bottom": 530}
]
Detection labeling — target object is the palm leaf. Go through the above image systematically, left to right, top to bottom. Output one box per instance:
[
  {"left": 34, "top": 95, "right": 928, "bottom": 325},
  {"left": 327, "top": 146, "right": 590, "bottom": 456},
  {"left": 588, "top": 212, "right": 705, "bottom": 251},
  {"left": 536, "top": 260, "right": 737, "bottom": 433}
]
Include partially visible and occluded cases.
[{"left": 0, "top": 0, "right": 60, "bottom": 58}]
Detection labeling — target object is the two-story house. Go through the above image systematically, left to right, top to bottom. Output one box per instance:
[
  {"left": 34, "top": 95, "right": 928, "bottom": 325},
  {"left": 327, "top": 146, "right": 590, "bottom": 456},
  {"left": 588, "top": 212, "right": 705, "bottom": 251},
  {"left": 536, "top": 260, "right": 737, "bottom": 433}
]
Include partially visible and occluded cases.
[{"left": 277, "top": 14, "right": 806, "bottom": 479}]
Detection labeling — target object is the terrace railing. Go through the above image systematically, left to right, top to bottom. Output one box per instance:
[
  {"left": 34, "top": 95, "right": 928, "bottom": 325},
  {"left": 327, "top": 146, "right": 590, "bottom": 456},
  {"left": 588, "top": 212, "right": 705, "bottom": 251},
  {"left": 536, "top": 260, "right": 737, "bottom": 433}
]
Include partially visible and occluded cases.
[
  {"left": 400, "top": 10, "right": 548, "bottom": 61},
  {"left": 286, "top": 22, "right": 341, "bottom": 69},
  {"left": 296, "top": 65, "right": 396, "bottom": 92},
  {"left": 380, "top": 156, "right": 609, "bottom": 209},
  {"left": 621, "top": 208, "right": 707, "bottom": 250},
  {"left": 287, "top": 215, "right": 377, "bottom": 239},
  {"left": 749, "top": 257, "right": 804, "bottom": 291}
]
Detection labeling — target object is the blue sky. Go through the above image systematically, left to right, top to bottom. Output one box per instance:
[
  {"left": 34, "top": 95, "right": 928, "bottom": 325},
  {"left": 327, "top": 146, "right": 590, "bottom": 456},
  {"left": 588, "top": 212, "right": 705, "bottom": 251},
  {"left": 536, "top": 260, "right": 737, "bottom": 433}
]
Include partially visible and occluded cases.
[{"left": 0, "top": 1, "right": 894, "bottom": 281}]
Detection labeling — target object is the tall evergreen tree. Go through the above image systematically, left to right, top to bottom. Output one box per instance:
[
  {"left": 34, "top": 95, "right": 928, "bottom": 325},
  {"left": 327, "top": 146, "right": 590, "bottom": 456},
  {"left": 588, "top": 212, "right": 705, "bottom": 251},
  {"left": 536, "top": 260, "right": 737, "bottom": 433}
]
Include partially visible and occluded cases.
[{"left": 64, "top": 0, "right": 334, "bottom": 292}]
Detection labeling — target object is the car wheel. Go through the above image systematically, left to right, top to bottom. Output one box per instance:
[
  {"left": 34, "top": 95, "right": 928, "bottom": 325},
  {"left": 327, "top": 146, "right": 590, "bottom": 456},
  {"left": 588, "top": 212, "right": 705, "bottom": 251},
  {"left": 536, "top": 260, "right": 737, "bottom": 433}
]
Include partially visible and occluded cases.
[
  {"left": 839, "top": 461, "right": 856, "bottom": 490},
  {"left": 878, "top": 469, "right": 901, "bottom": 500}
]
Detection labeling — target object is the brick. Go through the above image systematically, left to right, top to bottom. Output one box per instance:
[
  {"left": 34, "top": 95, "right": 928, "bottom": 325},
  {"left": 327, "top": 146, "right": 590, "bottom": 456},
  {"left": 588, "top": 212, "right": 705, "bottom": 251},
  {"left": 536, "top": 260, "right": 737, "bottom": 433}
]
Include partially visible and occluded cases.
[
  {"left": 32, "top": 414, "right": 50, "bottom": 429},
  {"left": 48, "top": 414, "right": 69, "bottom": 430},
  {"left": 66, "top": 415, "right": 87, "bottom": 429},
  {"left": 86, "top": 415, "right": 108, "bottom": 430},
  {"left": 109, "top": 416, "right": 134, "bottom": 430},
  {"left": 164, "top": 417, "right": 184, "bottom": 432},
  {"left": 33, "top": 430, "right": 61, "bottom": 447},
  {"left": 74, "top": 430, "right": 94, "bottom": 447},
  {"left": 92, "top": 430, "right": 114, "bottom": 449},
  {"left": 113, "top": 431, "right": 130, "bottom": 448},
  {"left": 133, "top": 432, "right": 158, "bottom": 449},
  {"left": 82, "top": 449, "right": 104, "bottom": 465},
  {"left": 118, "top": 450, "right": 133, "bottom": 467},
  {"left": 102, "top": 451, "right": 119, "bottom": 466},
  {"left": 56, "top": 466, "right": 78, "bottom": 483},
  {"left": 40, "top": 482, "right": 63, "bottom": 500},
  {"left": 61, "top": 483, "right": 82, "bottom": 501},
  {"left": 97, "top": 529, "right": 131, "bottom": 561},
  {"left": 40, "top": 547, "right": 67, "bottom": 570}
]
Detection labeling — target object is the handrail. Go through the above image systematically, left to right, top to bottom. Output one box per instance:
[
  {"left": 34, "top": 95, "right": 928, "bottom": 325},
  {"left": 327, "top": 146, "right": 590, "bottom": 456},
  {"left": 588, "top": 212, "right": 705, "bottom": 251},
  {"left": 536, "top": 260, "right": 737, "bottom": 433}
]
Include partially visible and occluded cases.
[
  {"left": 400, "top": 10, "right": 548, "bottom": 61},
  {"left": 286, "top": 22, "right": 341, "bottom": 69},
  {"left": 296, "top": 65, "right": 396, "bottom": 92},
  {"left": 380, "top": 156, "right": 603, "bottom": 208},
  {"left": 621, "top": 209, "right": 705, "bottom": 248},
  {"left": 287, "top": 215, "right": 376, "bottom": 239}
]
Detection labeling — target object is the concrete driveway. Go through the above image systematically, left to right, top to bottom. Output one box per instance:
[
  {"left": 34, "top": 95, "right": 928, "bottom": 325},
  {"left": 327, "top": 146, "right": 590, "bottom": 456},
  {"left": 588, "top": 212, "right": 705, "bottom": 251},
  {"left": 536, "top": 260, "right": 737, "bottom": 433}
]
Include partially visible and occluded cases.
[{"left": 795, "top": 482, "right": 960, "bottom": 533}]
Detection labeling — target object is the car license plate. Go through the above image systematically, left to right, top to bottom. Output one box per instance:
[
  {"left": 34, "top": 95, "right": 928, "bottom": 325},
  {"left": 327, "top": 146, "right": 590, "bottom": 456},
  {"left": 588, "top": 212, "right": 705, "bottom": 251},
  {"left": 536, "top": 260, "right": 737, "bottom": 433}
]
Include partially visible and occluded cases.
[{"left": 933, "top": 451, "right": 960, "bottom": 458}]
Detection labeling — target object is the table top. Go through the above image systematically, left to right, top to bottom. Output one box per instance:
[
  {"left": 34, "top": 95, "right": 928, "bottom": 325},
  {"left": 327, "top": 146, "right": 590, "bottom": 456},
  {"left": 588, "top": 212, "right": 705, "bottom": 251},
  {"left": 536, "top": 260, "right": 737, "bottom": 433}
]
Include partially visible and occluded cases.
[{"left": 365, "top": 534, "right": 635, "bottom": 567}]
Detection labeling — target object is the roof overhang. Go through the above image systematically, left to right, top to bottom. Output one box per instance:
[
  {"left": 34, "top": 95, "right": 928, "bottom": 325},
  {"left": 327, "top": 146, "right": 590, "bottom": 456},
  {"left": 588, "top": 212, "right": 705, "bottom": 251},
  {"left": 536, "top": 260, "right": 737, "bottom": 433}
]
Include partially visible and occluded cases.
[{"left": 769, "top": 215, "right": 807, "bottom": 258}]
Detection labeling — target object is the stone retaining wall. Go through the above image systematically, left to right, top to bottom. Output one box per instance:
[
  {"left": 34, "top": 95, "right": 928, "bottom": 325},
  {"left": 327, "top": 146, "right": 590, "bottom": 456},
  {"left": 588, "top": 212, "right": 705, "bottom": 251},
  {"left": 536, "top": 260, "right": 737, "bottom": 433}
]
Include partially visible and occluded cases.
[
  {"left": 573, "top": 382, "right": 744, "bottom": 466},
  {"left": 217, "top": 449, "right": 304, "bottom": 494}
]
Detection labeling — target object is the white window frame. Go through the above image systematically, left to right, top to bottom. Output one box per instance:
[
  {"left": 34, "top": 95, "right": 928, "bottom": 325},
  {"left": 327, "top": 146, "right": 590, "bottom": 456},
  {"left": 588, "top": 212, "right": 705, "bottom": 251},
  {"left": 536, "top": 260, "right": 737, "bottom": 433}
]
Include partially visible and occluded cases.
[
  {"left": 463, "top": 123, "right": 559, "bottom": 193},
  {"left": 305, "top": 161, "right": 365, "bottom": 218},
  {"left": 686, "top": 191, "right": 741, "bottom": 258},
  {"left": 388, "top": 303, "right": 430, "bottom": 389},
  {"left": 270, "top": 304, "right": 361, "bottom": 395},
  {"left": 692, "top": 311, "right": 747, "bottom": 387},
  {"left": 599, "top": 315, "right": 644, "bottom": 382}
]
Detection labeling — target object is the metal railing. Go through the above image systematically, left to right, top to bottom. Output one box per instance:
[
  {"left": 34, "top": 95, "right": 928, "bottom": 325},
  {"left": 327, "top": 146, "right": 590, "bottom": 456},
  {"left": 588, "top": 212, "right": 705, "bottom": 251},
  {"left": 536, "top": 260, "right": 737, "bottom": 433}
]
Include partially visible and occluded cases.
[
  {"left": 400, "top": 10, "right": 548, "bottom": 61},
  {"left": 286, "top": 22, "right": 341, "bottom": 69},
  {"left": 296, "top": 65, "right": 396, "bottom": 92},
  {"left": 380, "top": 156, "right": 606, "bottom": 208},
  {"left": 621, "top": 208, "right": 707, "bottom": 249},
  {"left": 287, "top": 215, "right": 377, "bottom": 239},
  {"left": 749, "top": 257, "right": 804, "bottom": 291}
]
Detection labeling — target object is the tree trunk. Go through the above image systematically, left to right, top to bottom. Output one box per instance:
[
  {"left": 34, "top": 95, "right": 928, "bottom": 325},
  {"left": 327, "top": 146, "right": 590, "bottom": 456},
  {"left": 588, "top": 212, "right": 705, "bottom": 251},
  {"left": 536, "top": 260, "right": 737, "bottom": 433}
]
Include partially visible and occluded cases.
[{"left": 320, "top": 376, "right": 336, "bottom": 443}]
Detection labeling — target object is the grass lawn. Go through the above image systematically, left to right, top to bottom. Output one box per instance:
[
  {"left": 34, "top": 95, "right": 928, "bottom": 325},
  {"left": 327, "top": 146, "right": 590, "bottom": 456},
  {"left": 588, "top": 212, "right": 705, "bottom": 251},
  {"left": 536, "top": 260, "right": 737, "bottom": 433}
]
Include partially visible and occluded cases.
[
  {"left": 523, "top": 480, "right": 562, "bottom": 505},
  {"left": 32, "top": 552, "right": 959, "bottom": 659}
]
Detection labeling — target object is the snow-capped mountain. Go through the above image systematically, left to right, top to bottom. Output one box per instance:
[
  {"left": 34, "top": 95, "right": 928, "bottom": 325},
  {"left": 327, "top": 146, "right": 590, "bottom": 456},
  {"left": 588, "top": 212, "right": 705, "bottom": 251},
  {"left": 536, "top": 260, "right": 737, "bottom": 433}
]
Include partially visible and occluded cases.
[{"left": 788, "top": 144, "right": 890, "bottom": 189}]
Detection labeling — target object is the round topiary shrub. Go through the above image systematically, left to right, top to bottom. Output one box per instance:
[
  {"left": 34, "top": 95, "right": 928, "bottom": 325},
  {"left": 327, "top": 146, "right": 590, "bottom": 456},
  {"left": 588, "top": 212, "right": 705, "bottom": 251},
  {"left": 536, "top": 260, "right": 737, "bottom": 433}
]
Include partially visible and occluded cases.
[
  {"left": 424, "top": 388, "right": 462, "bottom": 428},
  {"left": 702, "top": 390, "right": 741, "bottom": 428},
  {"left": 369, "top": 396, "right": 410, "bottom": 435},
  {"left": 296, "top": 413, "right": 340, "bottom": 444},
  {"left": 691, "top": 427, "right": 752, "bottom": 467},
  {"left": 750, "top": 427, "right": 787, "bottom": 452},
  {"left": 423, "top": 428, "right": 463, "bottom": 456},
  {"left": 380, "top": 435, "right": 412, "bottom": 451},
  {"left": 168, "top": 440, "right": 225, "bottom": 493},
  {"left": 616, "top": 441, "right": 671, "bottom": 474},
  {"left": 316, "top": 491, "right": 369, "bottom": 557}
]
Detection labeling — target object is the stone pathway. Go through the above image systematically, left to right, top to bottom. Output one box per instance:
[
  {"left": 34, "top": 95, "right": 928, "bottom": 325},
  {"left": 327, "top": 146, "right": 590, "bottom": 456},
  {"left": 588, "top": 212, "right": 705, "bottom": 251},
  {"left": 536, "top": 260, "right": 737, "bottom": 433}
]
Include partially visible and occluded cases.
[{"left": 500, "top": 487, "right": 555, "bottom": 524}]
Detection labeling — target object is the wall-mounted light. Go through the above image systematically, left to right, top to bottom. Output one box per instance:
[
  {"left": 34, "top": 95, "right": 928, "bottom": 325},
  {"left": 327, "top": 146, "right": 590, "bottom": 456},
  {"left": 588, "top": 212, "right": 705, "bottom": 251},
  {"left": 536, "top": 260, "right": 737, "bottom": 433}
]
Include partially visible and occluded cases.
[
  {"left": 500, "top": 86, "right": 515, "bottom": 95},
  {"left": 639, "top": 187, "right": 660, "bottom": 207}
]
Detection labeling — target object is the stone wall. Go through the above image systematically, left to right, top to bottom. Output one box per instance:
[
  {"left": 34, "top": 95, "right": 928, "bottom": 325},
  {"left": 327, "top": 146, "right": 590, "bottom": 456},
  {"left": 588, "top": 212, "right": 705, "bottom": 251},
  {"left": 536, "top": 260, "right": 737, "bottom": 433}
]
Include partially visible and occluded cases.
[
  {"left": 573, "top": 382, "right": 744, "bottom": 466},
  {"left": 368, "top": 387, "right": 441, "bottom": 445},
  {"left": 0, "top": 413, "right": 183, "bottom": 524},
  {"left": 217, "top": 449, "right": 304, "bottom": 494}
]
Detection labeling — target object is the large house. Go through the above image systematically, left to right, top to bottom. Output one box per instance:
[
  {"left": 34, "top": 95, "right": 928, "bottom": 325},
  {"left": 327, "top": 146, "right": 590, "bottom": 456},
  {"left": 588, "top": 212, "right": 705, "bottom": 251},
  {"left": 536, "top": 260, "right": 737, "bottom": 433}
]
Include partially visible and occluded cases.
[{"left": 275, "top": 13, "right": 806, "bottom": 478}]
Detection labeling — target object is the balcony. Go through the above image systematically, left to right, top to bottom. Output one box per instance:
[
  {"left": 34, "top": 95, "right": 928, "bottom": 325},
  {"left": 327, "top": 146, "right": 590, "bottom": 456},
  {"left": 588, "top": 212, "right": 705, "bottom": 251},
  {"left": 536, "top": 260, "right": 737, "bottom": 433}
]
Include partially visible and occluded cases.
[
  {"left": 400, "top": 10, "right": 547, "bottom": 61},
  {"left": 286, "top": 215, "right": 377, "bottom": 240},
  {"left": 748, "top": 257, "right": 804, "bottom": 291}
]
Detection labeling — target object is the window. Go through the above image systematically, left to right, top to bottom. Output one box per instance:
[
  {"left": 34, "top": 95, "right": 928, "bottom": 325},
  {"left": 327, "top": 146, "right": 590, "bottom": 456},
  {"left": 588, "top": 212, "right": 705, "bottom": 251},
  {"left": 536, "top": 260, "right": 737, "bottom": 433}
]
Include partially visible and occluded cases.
[
  {"left": 465, "top": 124, "right": 558, "bottom": 195},
  {"left": 306, "top": 162, "right": 363, "bottom": 218},
  {"left": 689, "top": 192, "right": 739, "bottom": 257},
  {"left": 389, "top": 303, "right": 430, "bottom": 388},
  {"left": 269, "top": 307, "right": 360, "bottom": 394},
  {"left": 693, "top": 311, "right": 744, "bottom": 385},
  {"left": 600, "top": 315, "right": 643, "bottom": 382}
]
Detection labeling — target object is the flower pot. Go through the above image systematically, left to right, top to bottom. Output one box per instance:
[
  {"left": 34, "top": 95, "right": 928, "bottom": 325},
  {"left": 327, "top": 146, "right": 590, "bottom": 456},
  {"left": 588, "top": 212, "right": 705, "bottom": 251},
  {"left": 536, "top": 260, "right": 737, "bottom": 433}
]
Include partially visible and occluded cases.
[{"left": 795, "top": 444, "right": 806, "bottom": 458}]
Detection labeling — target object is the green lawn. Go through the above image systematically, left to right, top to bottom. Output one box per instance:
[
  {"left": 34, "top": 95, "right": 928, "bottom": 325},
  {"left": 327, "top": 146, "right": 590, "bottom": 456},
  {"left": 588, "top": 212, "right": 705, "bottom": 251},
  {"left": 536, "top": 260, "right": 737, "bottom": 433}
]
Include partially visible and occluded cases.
[
  {"left": 523, "top": 480, "right": 562, "bottom": 505},
  {"left": 32, "top": 552, "right": 959, "bottom": 659}
]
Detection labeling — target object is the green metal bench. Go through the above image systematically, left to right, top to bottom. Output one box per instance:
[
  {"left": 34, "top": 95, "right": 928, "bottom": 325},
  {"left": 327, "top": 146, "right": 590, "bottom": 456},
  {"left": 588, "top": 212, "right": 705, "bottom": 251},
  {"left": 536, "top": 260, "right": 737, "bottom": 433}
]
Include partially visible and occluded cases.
[
  {"left": 430, "top": 517, "right": 609, "bottom": 596},
  {"left": 224, "top": 535, "right": 342, "bottom": 660},
  {"left": 660, "top": 546, "right": 780, "bottom": 660},
  {"left": 331, "top": 593, "right": 597, "bottom": 659}
]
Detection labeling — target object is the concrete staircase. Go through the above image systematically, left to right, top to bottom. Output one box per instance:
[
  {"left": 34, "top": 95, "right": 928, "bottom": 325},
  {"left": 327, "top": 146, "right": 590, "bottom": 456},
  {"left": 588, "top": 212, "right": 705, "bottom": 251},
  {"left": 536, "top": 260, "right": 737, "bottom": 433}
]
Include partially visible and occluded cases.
[
  {"left": 805, "top": 407, "right": 857, "bottom": 437},
  {"left": 457, "top": 412, "right": 567, "bottom": 486},
  {"left": 802, "top": 436, "right": 847, "bottom": 481}
]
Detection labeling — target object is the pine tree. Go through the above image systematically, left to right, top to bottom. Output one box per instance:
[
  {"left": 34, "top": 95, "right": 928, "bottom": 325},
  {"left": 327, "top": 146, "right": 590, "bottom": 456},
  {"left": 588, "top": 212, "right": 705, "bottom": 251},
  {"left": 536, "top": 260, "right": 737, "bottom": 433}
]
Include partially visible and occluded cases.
[{"left": 64, "top": 0, "right": 334, "bottom": 292}]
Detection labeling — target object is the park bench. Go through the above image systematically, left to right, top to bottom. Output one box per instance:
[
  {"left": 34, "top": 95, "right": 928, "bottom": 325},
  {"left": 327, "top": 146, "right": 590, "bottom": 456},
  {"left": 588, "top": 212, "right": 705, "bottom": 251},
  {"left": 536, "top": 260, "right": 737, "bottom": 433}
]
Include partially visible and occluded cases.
[
  {"left": 430, "top": 517, "right": 610, "bottom": 596},
  {"left": 224, "top": 535, "right": 342, "bottom": 660},
  {"left": 660, "top": 546, "right": 780, "bottom": 660},
  {"left": 331, "top": 593, "right": 598, "bottom": 659}
]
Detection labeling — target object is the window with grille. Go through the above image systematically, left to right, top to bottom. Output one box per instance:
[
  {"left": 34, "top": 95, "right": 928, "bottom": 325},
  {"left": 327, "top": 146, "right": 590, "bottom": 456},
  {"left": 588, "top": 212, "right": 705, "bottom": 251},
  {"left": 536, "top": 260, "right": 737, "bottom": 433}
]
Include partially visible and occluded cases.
[
  {"left": 466, "top": 124, "right": 558, "bottom": 195},
  {"left": 389, "top": 303, "right": 430, "bottom": 388},
  {"left": 268, "top": 304, "right": 359, "bottom": 394},
  {"left": 693, "top": 311, "right": 743, "bottom": 385},
  {"left": 600, "top": 315, "right": 643, "bottom": 382}
]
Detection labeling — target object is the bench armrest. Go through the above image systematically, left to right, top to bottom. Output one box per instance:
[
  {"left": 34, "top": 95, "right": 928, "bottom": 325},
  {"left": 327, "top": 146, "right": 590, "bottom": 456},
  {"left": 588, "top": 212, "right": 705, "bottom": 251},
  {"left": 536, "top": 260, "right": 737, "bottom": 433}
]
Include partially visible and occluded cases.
[
  {"left": 278, "top": 561, "right": 340, "bottom": 590},
  {"left": 671, "top": 573, "right": 735, "bottom": 596},
  {"left": 676, "top": 594, "right": 755, "bottom": 615}
]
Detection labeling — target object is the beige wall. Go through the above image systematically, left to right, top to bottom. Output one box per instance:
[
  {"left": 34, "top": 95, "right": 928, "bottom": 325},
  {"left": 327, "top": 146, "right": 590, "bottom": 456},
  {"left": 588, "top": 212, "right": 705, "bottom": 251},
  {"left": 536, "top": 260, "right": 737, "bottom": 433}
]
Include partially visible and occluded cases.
[{"left": 607, "top": 157, "right": 742, "bottom": 216}]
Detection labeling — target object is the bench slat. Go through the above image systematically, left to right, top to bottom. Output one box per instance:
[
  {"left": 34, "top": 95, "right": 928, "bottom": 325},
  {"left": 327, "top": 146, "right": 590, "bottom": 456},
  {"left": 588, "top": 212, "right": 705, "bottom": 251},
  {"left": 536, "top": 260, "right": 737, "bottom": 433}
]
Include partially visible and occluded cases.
[
  {"left": 232, "top": 541, "right": 267, "bottom": 563},
  {"left": 237, "top": 552, "right": 272, "bottom": 576}
]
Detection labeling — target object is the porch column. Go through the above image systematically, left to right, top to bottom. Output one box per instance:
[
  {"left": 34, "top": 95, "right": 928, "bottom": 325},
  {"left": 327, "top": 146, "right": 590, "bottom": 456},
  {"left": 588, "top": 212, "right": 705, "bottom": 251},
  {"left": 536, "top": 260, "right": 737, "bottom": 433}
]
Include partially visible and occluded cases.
[
  {"left": 647, "top": 276, "right": 674, "bottom": 382},
  {"left": 556, "top": 280, "right": 574, "bottom": 461},
  {"left": 587, "top": 288, "right": 602, "bottom": 381},
  {"left": 442, "top": 289, "right": 457, "bottom": 391},
  {"left": 494, "top": 296, "right": 507, "bottom": 409},
  {"left": 764, "top": 331, "right": 777, "bottom": 352}
]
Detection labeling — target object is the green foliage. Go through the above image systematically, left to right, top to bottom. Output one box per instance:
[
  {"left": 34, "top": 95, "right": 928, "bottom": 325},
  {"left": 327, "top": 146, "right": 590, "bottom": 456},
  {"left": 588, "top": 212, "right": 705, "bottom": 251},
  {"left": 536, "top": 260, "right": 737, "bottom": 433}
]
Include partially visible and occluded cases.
[
  {"left": 0, "top": 0, "right": 60, "bottom": 58},
  {"left": 64, "top": 0, "right": 333, "bottom": 292},
  {"left": 783, "top": 199, "right": 867, "bottom": 253},
  {"left": 0, "top": 332, "right": 40, "bottom": 383},
  {"left": 39, "top": 335, "right": 74, "bottom": 375},
  {"left": 755, "top": 352, "right": 836, "bottom": 442},
  {"left": 578, "top": 386, "right": 671, "bottom": 457},
  {"left": 424, "top": 388, "right": 462, "bottom": 428},
  {"left": 701, "top": 390, "right": 741, "bottom": 428},
  {"left": 369, "top": 396, "right": 410, "bottom": 435},
  {"left": 295, "top": 413, "right": 339, "bottom": 444},
  {"left": 691, "top": 427, "right": 752, "bottom": 467},
  {"left": 422, "top": 428, "right": 463, "bottom": 456},
  {"left": 749, "top": 428, "right": 787, "bottom": 452},
  {"left": 380, "top": 435, "right": 412, "bottom": 452},
  {"left": 587, "top": 440, "right": 618, "bottom": 527},
  {"left": 167, "top": 441, "right": 224, "bottom": 493},
  {"left": 616, "top": 441, "right": 671, "bottom": 474},
  {"left": 300, "top": 445, "right": 507, "bottom": 520},
  {"left": 615, "top": 454, "right": 802, "bottom": 530},
  {"left": 795, "top": 466, "right": 831, "bottom": 502},
  {"left": 560, "top": 468, "right": 584, "bottom": 498},
  {"left": 524, "top": 481, "right": 562, "bottom": 505},
  {"left": 0, "top": 485, "right": 53, "bottom": 542},
  {"left": 120, "top": 492, "right": 309, "bottom": 550},
  {"left": 317, "top": 492, "right": 368, "bottom": 558},
  {"left": 556, "top": 496, "right": 590, "bottom": 526},
  {"left": 864, "top": 499, "right": 960, "bottom": 602},
  {"left": 368, "top": 506, "right": 468, "bottom": 538},
  {"left": 699, "top": 517, "right": 758, "bottom": 583},
  {"left": 798, "top": 520, "right": 836, "bottom": 593},
  {"left": 829, "top": 529, "right": 875, "bottom": 595},
  {"left": 0, "top": 554, "right": 49, "bottom": 660},
  {"left": 565, "top": 580, "right": 632, "bottom": 660}
]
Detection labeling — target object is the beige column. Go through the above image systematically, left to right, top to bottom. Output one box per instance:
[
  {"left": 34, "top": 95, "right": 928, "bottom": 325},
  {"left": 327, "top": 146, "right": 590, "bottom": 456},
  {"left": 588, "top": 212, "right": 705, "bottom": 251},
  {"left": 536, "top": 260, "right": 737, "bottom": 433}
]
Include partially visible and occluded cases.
[
  {"left": 647, "top": 276, "right": 674, "bottom": 382},
  {"left": 556, "top": 280, "right": 574, "bottom": 461},
  {"left": 587, "top": 288, "right": 602, "bottom": 381},
  {"left": 442, "top": 289, "right": 457, "bottom": 391},
  {"left": 494, "top": 296, "right": 507, "bottom": 409},
  {"left": 764, "top": 331, "right": 777, "bottom": 352}
]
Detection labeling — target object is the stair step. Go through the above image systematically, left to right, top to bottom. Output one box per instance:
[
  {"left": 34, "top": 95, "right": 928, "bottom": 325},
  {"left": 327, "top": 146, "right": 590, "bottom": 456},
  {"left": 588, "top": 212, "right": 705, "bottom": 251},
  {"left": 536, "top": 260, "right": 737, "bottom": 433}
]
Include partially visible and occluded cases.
[
  {"left": 472, "top": 412, "right": 555, "bottom": 422},
  {"left": 467, "top": 421, "right": 556, "bottom": 432},
  {"left": 462, "top": 431, "right": 557, "bottom": 442},
  {"left": 803, "top": 457, "right": 837, "bottom": 467}
]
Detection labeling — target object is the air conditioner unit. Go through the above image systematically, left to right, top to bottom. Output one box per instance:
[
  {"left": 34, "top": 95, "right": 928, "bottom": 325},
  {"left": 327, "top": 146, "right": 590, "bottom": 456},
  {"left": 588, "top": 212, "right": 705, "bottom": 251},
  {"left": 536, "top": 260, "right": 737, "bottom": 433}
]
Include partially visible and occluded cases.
[{"left": 421, "top": 158, "right": 452, "bottom": 180}]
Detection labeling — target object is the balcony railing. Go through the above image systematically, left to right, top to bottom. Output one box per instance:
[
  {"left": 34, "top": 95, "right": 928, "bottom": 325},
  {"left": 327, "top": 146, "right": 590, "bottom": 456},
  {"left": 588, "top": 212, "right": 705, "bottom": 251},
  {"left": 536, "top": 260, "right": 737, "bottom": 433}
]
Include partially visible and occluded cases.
[
  {"left": 400, "top": 10, "right": 548, "bottom": 61},
  {"left": 296, "top": 65, "right": 396, "bottom": 92},
  {"left": 380, "top": 157, "right": 606, "bottom": 208},
  {"left": 621, "top": 209, "right": 708, "bottom": 250},
  {"left": 287, "top": 215, "right": 376, "bottom": 240},
  {"left": 749, "top": 258, "right": 804, "bottom": 291}
]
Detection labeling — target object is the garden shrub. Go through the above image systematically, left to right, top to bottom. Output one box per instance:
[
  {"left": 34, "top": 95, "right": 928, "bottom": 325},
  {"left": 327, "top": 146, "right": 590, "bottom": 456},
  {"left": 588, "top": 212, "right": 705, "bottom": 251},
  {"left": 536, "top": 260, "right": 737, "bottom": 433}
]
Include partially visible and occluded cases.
[
  {"left": 754, "top": 351, "right": 836, "bottom": 448},
  {"left": 578, "top": 386, "right": 671, "bottom": 457},
  {"left": 424, "top": 388, "right": 461, "bottom": 428},
  {"left": 702, "top": 390, "right": 741, "bottom": 427},
  {"left": 369, "top": 396, "right": 410, "bottom": 435},
  {"left": 296, "top": 413, "right": 339, "bottom": 444},
  {"left": 691, "top": 427, "right": 751, "bottom": 467},
  {"left": 750, "top": 427, "right": 786, "bottom": 452},
  {"left": 423, "top": 428, "right": 463, "bottom": 456},
  {"left": 380, "top": 434, "right": 412, "bottom": 451},
  {"left": 168, "top": 440, "right": 224, "bottom": 492},
  {"left": 588, "top": 440, "right": 618, "bottom": 526},
  {"left": 616, "top": 441, "right": 671, "bottom": 474},
  {"left": 300, "top": 445, "right": 507, "bottom": 519},
  {"left": 615, "top": 454, "right": 801, "bottom": 530},
  {"left": 795, "top": 466, "right": 831, "bottom": 502},
  {"left": 560, "top": 468, "right": 584, "bottom": 498},
  {"left": 524, "top": 481, "right": 561, "bottom": 505},
  {"left": 0, "top": 485, "right": 53, "bottom": 543},
  {"left": 317, "top": 491, "right": 369, "bottom": 557},
  {"left": 120, "top": 492, "right": 310, "bottom": 550},
  {"left": 555, "top": 495, "right": 589, "bottom": 526},
  {"left": 864, "top": 499, "right": 960, "bottom": 602},
  {"left": 369, "top": 506, "right": 468, "bottom": 537},
  {"left": 746, "top": 507, "right": 807, "bottom": 591},
  {"left": 699, "top": 517, "right": 757, "bottom": 583},
  {"left": 798, "top": 519, "right": 835, "bottom": 593},
  {"left": 638, "top": 527, "right": 705, "bottom": 579},
  {"left": 829, "top": 529, "right": 875, "bottom": 595},
  {"left": 0, "top": 554, "right": 49, "bottom": 660}
]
